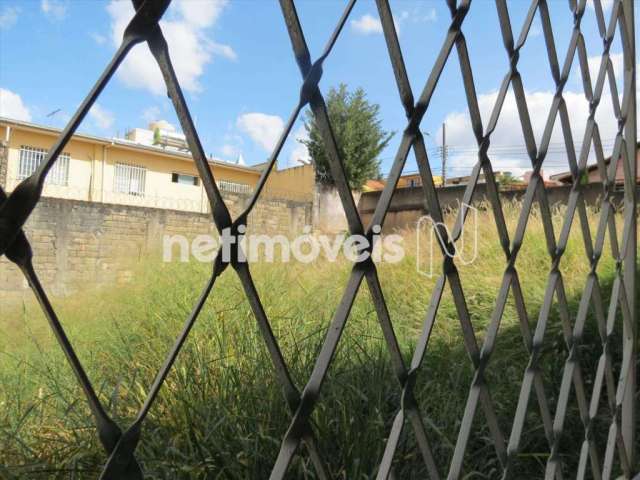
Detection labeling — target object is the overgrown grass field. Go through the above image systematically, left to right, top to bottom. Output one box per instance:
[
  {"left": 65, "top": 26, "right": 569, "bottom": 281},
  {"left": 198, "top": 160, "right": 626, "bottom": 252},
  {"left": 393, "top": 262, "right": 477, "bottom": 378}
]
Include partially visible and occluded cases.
[{"left": 1, "top": 202, "right": 637, "bottom": 479}]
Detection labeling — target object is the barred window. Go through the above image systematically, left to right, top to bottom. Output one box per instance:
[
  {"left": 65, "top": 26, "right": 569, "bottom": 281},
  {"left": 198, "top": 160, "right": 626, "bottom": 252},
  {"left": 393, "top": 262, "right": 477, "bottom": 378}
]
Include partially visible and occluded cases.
[
  {"left": 18, "top": 146, "right": 70, "bottom": 186},
  {"left": 114, "top": 163, "right": 146, "bottom": 196},
  {"left": 172, "top": 172, "right": 199, "bottom": 186},
  {"left": 218, "top": 180, "right": 251, "bottom": 194}
]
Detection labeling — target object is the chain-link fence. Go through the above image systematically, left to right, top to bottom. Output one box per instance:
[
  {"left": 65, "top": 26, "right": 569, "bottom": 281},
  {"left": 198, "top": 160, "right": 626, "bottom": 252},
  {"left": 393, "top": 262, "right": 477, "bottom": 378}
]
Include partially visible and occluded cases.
[{"left": 0, "top": 0, "right": 636, "bottom": 478}]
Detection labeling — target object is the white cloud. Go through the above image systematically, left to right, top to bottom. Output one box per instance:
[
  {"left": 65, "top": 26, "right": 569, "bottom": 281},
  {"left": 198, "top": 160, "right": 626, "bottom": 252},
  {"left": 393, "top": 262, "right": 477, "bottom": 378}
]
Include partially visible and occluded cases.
[
  {"left": 41, "top": 0, "right": 67, "bottom": 21},
  {"left": 106, "top": 0, "right": 234, "bottom": 95},
  {"left": 173, "top": 0, "right": 227, "bottom": 29},
  {"left": 587, "top": 0, "right": 613, "bottom": 11},
  {"left": 0, "top": 6, "right": 18, "bottom": 30},
  {"left": 358, "top": 7, "right": 434, "bottom": 36},
  {"left": 401, "top": 7, "right": 437, "bottom": 23},
  {"left": 422, "top": 8, "right": 437, "bottom": 22},
  {"left": 351, "top": 14, "right": 383, "bottom": 35},
  {"left": 529, "top": 24, "right": 542, "bottom": 38},
  {"left": 90, "top": 32, "right": 107, "bottom": 45},
  {"left": 210, "top": 43, "right": 237, "bottom": 61},
  {"left": 571, "top": 52, "right": 625, "bottom": 99},
  {"left": 588, "top": 52, "right": 623, "bottom": 84},
  {"left": 0, "top": 88, "right": 31, "bottom": 121},
  {"left": 441, "top": 88, "right": 623, "bottom": 176},
  {"left": 89, "top": 104, "right": 114, "bottom": 130},
  {"left": 142, "top": 106, "right": 161, "bottom": 123},
  {"left": 236, "top": 112, "right": 284, "bottom": 152},
  {"left": 289, "top": 126, "right": 310, "bottom": 166},
  {"left": 221, "top": 144, "right": 240, "bottom": 157}
]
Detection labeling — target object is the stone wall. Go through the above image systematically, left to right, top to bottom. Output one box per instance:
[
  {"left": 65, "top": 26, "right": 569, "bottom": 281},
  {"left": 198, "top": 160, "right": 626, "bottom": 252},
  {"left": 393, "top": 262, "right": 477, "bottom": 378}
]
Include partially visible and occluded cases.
[{"left": 0, "top": 193, "right": 312, "bottom": 299}]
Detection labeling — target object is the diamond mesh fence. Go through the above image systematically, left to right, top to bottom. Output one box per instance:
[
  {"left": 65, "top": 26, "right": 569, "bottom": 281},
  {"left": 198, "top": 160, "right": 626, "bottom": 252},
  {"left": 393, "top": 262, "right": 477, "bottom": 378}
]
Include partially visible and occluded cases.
[{"left": 0, "top": 0, "right": 636, "bottom": 478}]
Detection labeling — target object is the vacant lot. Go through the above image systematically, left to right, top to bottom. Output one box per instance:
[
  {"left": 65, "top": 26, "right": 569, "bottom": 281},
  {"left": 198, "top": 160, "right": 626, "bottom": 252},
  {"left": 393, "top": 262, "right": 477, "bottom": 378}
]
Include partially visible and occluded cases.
[{"left": 1, "top": 201, "right": 637, "bottom": 479}]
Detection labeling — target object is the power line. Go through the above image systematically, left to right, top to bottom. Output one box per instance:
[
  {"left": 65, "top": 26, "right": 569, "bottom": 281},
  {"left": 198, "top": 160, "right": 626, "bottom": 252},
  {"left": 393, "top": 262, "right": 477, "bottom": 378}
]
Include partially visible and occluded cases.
[
  {"left": 378, "top": 137, "right": 619, "bottom": 179},
  {"left": 440, "top": 139, "right": 617, "bottom": 154},
  {"left": 379, "top": 140, "right": 617, "bottom": 161}
]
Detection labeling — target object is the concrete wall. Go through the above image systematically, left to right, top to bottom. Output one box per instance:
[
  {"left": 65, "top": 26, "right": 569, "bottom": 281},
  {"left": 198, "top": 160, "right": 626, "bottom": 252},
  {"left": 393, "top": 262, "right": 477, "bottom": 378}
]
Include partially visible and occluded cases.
[
  {"left": 265, "top": 163, "right": 315, "bottom": 201},
  {"left": 358, "top": 183, "right": 637, "bottom": 231},
  {"left": 313, "top": 184, "right": 362, "bottom": 234},
  {"left": 0, "top": 192, "right": 312, "bottom": 300}
]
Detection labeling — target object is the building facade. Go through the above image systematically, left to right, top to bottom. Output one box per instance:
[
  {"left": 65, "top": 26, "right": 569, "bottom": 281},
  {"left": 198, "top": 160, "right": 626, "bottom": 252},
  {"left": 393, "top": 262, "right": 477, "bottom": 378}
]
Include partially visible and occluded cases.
[{"left": 0, "top": 117, "right": 315, "bottom": 213}]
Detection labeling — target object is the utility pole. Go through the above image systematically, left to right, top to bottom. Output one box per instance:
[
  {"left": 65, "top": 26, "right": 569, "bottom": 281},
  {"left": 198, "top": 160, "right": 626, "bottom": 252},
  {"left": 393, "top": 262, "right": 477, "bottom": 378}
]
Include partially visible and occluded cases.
[{"left": 441, "top": 122, "right": 447, "bottom": 187}]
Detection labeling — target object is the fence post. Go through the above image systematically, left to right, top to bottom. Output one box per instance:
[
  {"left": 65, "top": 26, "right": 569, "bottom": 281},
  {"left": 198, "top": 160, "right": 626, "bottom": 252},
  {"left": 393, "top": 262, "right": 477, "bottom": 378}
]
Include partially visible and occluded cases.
[{"left": 622, "top": 0, "right": 637, "bottom": 469}]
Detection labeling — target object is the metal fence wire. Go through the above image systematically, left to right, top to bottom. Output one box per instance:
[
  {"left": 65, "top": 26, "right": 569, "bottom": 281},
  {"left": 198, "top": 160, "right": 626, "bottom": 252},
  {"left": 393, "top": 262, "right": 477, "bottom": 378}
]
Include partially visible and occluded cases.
[{"left": 0, "top": 0, "right": 637, "bottom": 478}]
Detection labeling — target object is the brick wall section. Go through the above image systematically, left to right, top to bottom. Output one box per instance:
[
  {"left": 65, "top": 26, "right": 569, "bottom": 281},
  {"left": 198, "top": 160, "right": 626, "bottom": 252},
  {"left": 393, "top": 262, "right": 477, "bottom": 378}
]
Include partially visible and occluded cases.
[
  {"left": 0, "top": 140, "right": 8, "bottom": 188},
  {"left": 0, "top": 193, "right": 312, "bottom": 299}
]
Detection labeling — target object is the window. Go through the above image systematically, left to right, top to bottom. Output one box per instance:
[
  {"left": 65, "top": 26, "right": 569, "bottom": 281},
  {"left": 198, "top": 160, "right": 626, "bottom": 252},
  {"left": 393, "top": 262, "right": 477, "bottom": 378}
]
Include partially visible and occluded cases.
[
  {"left": 18, "top": 146, "right": 70, "bottom": 186},
  {"left": 114, "top": 163, "right": 146, "bottom": 196},
  {"left": 172, "top": 172, "right": 199, "bottom": 186},
  {"left": 218, "top": 180, "right": 251, "bottom": 194}
]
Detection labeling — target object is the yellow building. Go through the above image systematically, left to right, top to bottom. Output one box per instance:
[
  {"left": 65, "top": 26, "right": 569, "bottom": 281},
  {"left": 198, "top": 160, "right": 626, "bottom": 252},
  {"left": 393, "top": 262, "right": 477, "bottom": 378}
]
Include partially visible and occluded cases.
[
  {"left": 0, "top": 117, "right": 314, "bottom": 213},
  {"left": 396, "top": 172, "right": 443, "bottom": 188},
  {"left": 362, "top": 173, "right": 443, "bottom": 192}
]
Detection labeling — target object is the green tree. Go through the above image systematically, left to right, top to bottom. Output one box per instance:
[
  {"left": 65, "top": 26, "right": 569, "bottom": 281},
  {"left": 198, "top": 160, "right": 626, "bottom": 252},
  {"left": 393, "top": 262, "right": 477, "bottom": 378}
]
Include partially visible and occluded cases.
[
  {"left": 301, "top": 84, "right": 393, "bottom": 190},
  {"left": 496, "top": 172, "right": 522, "bottom": 189}
]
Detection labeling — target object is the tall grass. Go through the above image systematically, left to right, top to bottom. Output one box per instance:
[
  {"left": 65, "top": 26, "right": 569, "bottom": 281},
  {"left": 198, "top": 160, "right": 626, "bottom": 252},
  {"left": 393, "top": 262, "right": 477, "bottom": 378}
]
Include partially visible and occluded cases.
[{"left": 0, "top": 201, "right": 637, "bottom": 479}]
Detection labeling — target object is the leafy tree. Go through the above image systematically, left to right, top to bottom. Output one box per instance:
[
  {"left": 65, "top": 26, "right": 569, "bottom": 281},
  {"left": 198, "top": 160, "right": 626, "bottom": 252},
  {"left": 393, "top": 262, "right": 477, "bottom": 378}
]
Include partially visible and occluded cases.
[
  {"left": 301, "top": 84, "right": 393, "bottom": 190},
  {"left": 496, "top": 172, "right": 523, "bottom": 189}
]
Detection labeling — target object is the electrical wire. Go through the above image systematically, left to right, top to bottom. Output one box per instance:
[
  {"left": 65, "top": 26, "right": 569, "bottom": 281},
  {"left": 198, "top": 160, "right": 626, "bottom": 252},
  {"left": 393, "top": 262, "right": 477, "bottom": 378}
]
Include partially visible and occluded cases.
[{"left": 378, "top": 138, "right": 618, "bottom": 179}]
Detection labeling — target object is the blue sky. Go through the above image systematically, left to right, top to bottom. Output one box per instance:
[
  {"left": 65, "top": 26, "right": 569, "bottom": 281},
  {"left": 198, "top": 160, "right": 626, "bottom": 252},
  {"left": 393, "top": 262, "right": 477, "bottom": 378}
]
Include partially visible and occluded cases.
[{"left": 0, "top": 0, "right": 633, "bottom": 177}]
